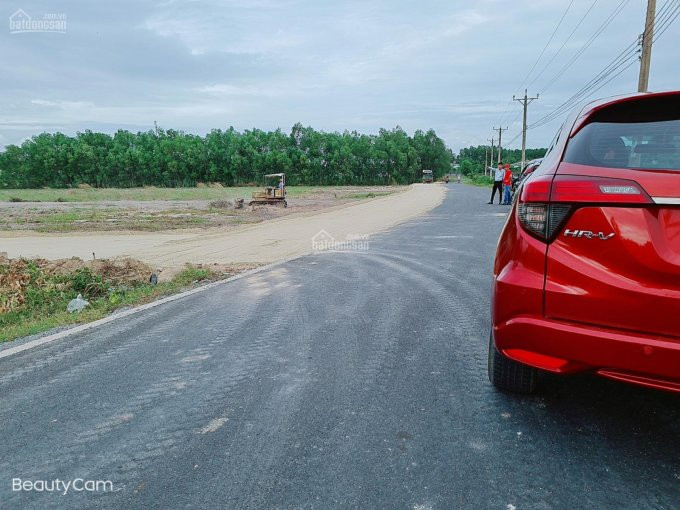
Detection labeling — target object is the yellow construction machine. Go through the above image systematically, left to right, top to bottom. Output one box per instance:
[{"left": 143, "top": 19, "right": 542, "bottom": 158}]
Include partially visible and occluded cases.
[{"left": 250, "top": 173, "right": 287, "bottom": 207}]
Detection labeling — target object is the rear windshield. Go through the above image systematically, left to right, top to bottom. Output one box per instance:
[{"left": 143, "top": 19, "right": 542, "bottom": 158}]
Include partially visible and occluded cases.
[{"left": 563, "top": 96, "right": 680, "bottom": 171}]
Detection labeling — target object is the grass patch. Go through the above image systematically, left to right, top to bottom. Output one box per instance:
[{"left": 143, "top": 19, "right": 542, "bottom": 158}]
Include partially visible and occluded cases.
[
  {"left": 463, "top": 174, "right": 494, "bottom": 187},
  {"left": 0, "top": 186, "right": 331, "bottom": 203},
  {"left": 0, "top": 186, "right": 406, "bottom": 203},
  {"left": 0, "top": 186, "right": 404, "bottom": 233},
  {"left": 345, "top": 191, "right": 393, "bottom": 199},
  {"left": 22, "top": 209, "right": 212, "bottom": 232},
  {"left": 35, "top": 211, "right": 85, "bottom": 224},
  {"left": 0, "top": 258, "right": 239, "bottom": 343}
]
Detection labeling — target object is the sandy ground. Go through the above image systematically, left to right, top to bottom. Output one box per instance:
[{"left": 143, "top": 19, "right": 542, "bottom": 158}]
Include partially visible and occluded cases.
[
  {"left": 0, "top": 184, "right": 445, "bottom": 270},
  {"left": 0, "top": 187, "right": 403, "bottom": 232}
]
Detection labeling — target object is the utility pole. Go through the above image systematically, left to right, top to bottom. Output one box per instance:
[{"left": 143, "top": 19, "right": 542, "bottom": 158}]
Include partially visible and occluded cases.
[
  {"left": 638, "top": 0, "right": 656, "bottom": 92},
  {"left": 513, "top": 89, "right": 539, "bottom": 170},
  {"left": 493, "top": 126, "right": 508, "bottom": 165},
  {"left": 487, "top": 138, "right": 495, "bottom": 174},
  {"left": 484, "top": 147, "right": 489, "bottom": 175}
]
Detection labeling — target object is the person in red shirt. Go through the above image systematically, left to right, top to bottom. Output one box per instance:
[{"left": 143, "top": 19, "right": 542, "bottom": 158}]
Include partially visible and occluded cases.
[{"left": 502, "top": 164, "right": 513, "bottom": 205}]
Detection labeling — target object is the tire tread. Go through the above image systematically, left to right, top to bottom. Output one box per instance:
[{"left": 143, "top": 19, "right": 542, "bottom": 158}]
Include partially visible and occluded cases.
[{"left": 488, "top": 333, "right": 538, "bottom": 394}]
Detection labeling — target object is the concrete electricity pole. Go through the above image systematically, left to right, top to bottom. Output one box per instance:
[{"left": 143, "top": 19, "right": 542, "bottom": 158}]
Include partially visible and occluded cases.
[
  {"left": 638, "top": 0, "right": 656, "bottom": 92},
  {"left": 513, "top": 89, "right": 539, "bottom": 170},
  {"left": 493, "top": 126, "right": 508, "bottom": 165},
  {"left": 487, "top": 138, "right": 495, "bottom": 174},
  {"left": 484, "top": 147, "right": 489, "bottom": 175}
]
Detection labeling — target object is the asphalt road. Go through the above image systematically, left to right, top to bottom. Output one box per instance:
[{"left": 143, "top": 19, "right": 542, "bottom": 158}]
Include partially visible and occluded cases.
[{"left": 1, "top": 184, "right": 678, "bottom": 509}]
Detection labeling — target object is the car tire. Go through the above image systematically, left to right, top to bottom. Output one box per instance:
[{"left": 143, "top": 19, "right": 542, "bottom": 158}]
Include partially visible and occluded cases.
[{"left": 488, "top": 333, "right": 538, "bottom": 394}]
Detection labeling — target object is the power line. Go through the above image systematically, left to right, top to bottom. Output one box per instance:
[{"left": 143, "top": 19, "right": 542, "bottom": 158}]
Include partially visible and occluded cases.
[
  {"left": 495, "top": 0, "right": 576, "bottom": 128},
  {"left": 498, "top": 0, "right": 679, "bottom": 149},
  {"left": 501, "top": 0, "right": 624, "bottom": 147},
  {"left": 513, "top": 0, "right": 575, "bottom": 97},
  {"left": 527, "top": 0, "right": 600, "bottom": 90},
  {"left": 539, "top": 0, "right": 631, "bottom": 95},
  {"left": 637, "top": 0, "right": 656, "bottom": 92},
  {"left": 639, "top": 0, "right": 679, "bottom": 90},
  {"left": 652, "top": 0, "right": 680, "bottom": 41},
  {"left": 530, "top": 1, "right": 680, "bottom": 129},
  {"left": 530, "top": 42, "right": 639, "bottom": 128},
  {"left": 507, "top": 44, "right": 635, "bottom": 142},
  {"left": 530, "top": 56, "right": 636, "bottom": 128},
  {"left": 531, "top": 58, "right": 639, "bottom": 129},
  {"left": 513, "top": 90, "right": 539, "bottom": 169},
  {"left": 493, "top": 126, "right": 508, "bottom": 165},
  {"left": 504, "top": 131, "right": 522, "bottom": 148},
  {"left": 487, "top": 137, "right": 496, "bottom": 169}
]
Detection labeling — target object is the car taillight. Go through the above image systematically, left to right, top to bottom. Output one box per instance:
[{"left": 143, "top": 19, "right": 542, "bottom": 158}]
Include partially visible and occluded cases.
[
  {"left": 517, "top": 175, "right": 651, "bottom": 242},
  {"left": 550, "top": 175, "right": 652, "bottom": 204},
  {"left": 518, "top": 203, "right": 572, "bottom": 240}
]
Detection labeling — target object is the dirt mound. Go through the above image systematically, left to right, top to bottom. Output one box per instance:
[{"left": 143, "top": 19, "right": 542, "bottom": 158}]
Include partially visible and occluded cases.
[
  {"left": 209, "top": 199, "right": 233, "bottom": 209},
  {"left": 0, "top": 256, "right": 153, "bottom": 313},
  {"left": 41, "top": 257, "right": 153, "bottom": 282},
  {"left": 0, "top": 259, "right": 32, "bottom": 312},
  {"left": 157, "top": 262, "right": 259, "bottom": 282}
]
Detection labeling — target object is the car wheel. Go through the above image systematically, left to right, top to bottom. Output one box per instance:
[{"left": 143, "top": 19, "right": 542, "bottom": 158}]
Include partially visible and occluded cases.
[{"left": 488, "top": 333, "right": 537, "bottom": 394}]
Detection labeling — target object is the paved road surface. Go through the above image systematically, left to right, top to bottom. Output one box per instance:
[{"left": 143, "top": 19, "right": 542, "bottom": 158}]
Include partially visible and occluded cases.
[{"left": 1, "top": 185, "right": 678, "bottom": 509}]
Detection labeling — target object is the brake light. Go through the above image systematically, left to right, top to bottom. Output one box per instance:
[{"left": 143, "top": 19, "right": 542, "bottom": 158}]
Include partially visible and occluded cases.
[
  {"left": 517, "top": 175, "right": 651, "bottom": 242},
  {"left": 520, "top": 175, "right": 551, "bottom": 202},
  {"left": 518, "top": 176, "right": 572, "bottom": 241},
  {"left": 550, "top": 176, "right": 652, "bottom": 204},
  {"left": 518, "top": 202, "right": 572, "bottom": 240}
]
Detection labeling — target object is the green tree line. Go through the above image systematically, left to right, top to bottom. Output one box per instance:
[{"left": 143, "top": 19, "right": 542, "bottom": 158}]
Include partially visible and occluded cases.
[
  {"left": 0, "top": 124, "right": 454, "bottom": 188},
  {"left": 457, "top": 145, "right": 547, "bottom": 175}
]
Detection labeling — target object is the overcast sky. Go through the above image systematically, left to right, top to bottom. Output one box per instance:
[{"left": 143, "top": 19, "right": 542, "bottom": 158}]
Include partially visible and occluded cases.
[{"left": 1, "top": 0, "right": 678, "bottom": 152}]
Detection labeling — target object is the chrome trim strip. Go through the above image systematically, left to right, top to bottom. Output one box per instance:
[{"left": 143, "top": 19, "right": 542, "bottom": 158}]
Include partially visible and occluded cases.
[{"left": 652, "top": 197, "right": 680, "bottom": 205}]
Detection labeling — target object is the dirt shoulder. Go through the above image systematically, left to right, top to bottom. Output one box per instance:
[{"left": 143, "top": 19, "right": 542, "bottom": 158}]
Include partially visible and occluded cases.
[{"left": 0, "top": 184, "right": 446, "bottom": 270}]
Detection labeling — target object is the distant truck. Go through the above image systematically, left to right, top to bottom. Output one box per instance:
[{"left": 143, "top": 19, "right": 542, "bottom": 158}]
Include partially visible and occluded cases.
[{"left": 422, "top": 169, "right": 433, "bottom": 183}]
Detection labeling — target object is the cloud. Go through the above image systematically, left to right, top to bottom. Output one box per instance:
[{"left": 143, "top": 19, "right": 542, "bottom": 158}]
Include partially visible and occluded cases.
[
  {"left": 0, "top": 0, "right": 677, "bottom": 151},
  {"left": 195, "top": 84, "right": 282, "bottom": 98}
]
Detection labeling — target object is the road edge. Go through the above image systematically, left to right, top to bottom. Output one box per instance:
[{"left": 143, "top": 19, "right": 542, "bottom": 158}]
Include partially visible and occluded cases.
[
  {"left": 0, "top": 184, "right": 447, "bottom": 359},
  {"left": 0, "top": 257, "right": 296, "bottom": 360}
]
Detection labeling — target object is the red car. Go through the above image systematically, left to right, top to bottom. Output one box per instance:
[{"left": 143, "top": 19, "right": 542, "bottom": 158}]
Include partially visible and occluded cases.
[
  {"left": 489, "top": 91, "right": 680, "bottom": 394},
  {"left": 520, "top": 158, "right": 542, "bottom": 181}
]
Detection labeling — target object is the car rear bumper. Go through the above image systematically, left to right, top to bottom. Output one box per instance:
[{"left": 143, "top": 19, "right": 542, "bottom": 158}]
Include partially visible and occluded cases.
[{"left": 493, "top": 316, "right": 680, "bottom": 393}]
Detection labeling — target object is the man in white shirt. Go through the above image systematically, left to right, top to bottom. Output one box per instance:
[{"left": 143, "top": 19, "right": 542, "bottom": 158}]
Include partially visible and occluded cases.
[{"left": 488, "top": 163, "right": 504, "bottom": 204}]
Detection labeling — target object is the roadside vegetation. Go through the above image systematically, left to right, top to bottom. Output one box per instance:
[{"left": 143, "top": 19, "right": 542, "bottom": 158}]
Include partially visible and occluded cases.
[
  {"left": 0, "top": 125, "right": 453, "bottom": 188},
  {"left": 456, "top": 146, "right": 546, "bottom": 174},
  {"left": 463, "top": 174, "right": 494, "bottom": 187},
  {"left": 0, "top": 208, "right": 217, "bottom": 232},
  {"left": 0, "top": 257, "right": 255, "bottom": 343}
]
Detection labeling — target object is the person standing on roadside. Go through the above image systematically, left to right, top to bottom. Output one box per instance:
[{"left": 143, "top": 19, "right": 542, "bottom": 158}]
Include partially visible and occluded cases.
[
  {"left": 488, "top": 163, "right": 504, "bottom": 204},
  {"left": 502, "top": 163, "right": 513, "bottom": 205}
]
